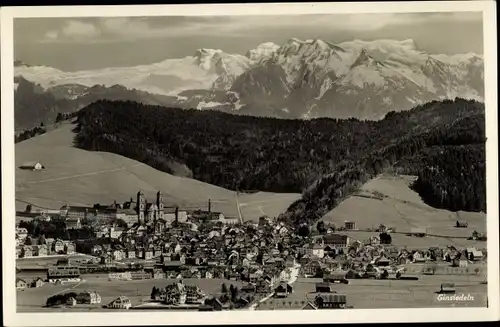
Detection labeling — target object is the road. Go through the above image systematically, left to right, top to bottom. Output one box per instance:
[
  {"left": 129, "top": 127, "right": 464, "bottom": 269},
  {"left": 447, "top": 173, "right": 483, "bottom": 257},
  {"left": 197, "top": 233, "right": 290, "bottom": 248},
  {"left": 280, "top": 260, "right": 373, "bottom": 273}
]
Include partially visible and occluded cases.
[{"left": 21, "top": 164, "right": 143, "bottom": 185}]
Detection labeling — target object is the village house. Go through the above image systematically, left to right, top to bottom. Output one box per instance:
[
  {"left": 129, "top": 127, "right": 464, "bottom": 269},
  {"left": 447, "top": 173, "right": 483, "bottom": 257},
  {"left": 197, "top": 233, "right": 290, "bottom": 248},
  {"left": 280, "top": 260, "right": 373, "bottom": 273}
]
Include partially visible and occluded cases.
[
  {"left": 19, "top": 161, "right": 45, "bottom": 171},
  {"left": 164, "top": 207, "right": 189, "bottom": 224},
  {"left": 66, "top": 217, "right": 82, "bottom": 230},
  {"left": 224, "top": 217, "right": 239, "bottom": 225},
  {"left": 344, "top": 221, "right": 356, "bottom": 230},
  {"left": 378, "top": 224, "right": 388, "bottom": 233},
  {"left": 15, "top": 227, "right": 28, "bottom": 240},
  {"left": 110, "top": 227, "right": 125, "bottom": 239},
  {"left": 322, "top": 234, "right": 351, "bottom": 250},
  {"left": 53, "top": 239, "right": 65, "bottom": 253},
  {"left": 64, "top": 242, "right": 76, "bottom": 254},
  {"left": 35, "top": 244, "right": 48, "bottom": 257},
  {"left": 91, "top": 244, "right": 102, "bottom": 256},
  {"left": 21, "top": 245, "right": 33, "bottom": 258},
  {"left": 125, "top": 246, "right": 135, "bottom": 259},
  {"left": 145, "top": 248, "right": 154, "bottom": 260},
  {"left": 467, "top": 248, "right": 484, "bottom": 261},
  {"left": 113, "top": 249, "right": 124, "bottom": 261},
  {"left": 413, "top": 251, "right": 426, "bottom": 263},
  {"left": 302, "top": 260, "right": 323, "bottom": 277},
  {"left": 153, "top": 269, "right": 166, "bottom": 279},
  {"left": 32, "top": 277, "right": 45, "bottom": 288},
  {"left": 16, "top": 278, "right": 28, "bottom": 289},
  {"left": 164, "top": 281, "right": 188, "bottom": 304},
  {"left": 274, "top": 282, "right": 293, "bottom": 298},
  {"left": 76, "top": 291, "right": 102, "bottom": 304},
  {"left": 314, "top": 293, "right": 347, "bottom": 309},
  {"left": 106, "top": 296, "right": 132, "bottom": 309},
  {"left": 66, "top": 297, "right": 77, "bottom": 306},
  {"left": 302, "top": 301, "right": 319, "bottom": 310}
]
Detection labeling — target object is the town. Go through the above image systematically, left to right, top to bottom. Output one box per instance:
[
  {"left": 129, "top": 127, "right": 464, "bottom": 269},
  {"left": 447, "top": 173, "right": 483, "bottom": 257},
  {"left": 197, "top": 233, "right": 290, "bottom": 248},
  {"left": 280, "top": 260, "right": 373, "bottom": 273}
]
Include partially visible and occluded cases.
[{"left": 16, "top": 189, "right": 488, "bottom": 311}]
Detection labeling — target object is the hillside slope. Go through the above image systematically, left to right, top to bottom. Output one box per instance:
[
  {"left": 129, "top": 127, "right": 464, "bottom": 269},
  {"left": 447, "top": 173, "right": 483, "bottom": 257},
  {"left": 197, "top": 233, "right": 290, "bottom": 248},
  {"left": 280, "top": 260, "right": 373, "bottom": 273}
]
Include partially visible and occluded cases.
[
  {"left": 15, "top": 122, "right": 299, "bottom": 220},
  {"left": 321, "top": 174, "right": 486, "bottom": 248}
]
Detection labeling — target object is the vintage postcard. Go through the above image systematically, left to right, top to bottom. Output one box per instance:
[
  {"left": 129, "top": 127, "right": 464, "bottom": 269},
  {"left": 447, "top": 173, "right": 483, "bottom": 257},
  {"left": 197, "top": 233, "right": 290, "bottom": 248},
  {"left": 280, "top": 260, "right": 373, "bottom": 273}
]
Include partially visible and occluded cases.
[{"left": 1, "top": 1, "right": 499, "bottom": 326}]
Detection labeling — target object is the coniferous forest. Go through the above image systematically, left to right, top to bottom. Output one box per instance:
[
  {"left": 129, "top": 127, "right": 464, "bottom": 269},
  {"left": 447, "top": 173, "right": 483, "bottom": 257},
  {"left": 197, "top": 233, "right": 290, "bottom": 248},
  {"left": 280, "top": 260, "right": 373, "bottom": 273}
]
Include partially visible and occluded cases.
[{"left": 73, "top": 98, "right": 485, "bottom": 228}]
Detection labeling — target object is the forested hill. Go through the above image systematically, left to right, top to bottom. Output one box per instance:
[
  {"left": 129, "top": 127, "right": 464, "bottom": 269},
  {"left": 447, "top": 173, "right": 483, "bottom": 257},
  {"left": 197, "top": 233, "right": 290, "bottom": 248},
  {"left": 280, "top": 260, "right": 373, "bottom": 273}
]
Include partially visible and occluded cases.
[{"left": 73, "top": 98, "right": 485, "bottom": 226}]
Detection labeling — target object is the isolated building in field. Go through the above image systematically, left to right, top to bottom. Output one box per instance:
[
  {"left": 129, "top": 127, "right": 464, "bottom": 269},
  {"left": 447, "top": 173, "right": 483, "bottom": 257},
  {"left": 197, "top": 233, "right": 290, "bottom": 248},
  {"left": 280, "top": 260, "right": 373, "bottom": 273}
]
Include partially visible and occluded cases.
[
  {"left": 19, "top": 161, "right": 45, "bottom": 171},
  {"left": 456, "top": 220, "right": 468, "bottom": 228},
  {"left": 344, "top": 221, "right": 356, "bottom": 230},
  {"left": 440, "top": 283, "right": 456, "bottom": 294},
  {"left": 314, "top": 293, "right": 347, "bottom": 309}
]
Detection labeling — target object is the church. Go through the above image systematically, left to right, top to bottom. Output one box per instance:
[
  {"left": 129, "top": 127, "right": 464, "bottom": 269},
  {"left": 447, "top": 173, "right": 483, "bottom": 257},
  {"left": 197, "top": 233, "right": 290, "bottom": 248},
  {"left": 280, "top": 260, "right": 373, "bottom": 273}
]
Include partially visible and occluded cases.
[
  {"left": 136, "top": 190, "right": 164, "bottom": 225},
  {"left": 135, "top": 191, "right": 187, "bottom": 234}
]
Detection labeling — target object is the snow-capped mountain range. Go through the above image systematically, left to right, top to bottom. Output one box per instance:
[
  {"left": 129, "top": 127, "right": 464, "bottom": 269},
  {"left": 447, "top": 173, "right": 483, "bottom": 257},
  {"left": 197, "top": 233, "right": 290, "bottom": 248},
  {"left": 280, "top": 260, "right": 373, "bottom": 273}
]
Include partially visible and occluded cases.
[{"left": 14, "top": 38, "right": 484, "bottom": 121}]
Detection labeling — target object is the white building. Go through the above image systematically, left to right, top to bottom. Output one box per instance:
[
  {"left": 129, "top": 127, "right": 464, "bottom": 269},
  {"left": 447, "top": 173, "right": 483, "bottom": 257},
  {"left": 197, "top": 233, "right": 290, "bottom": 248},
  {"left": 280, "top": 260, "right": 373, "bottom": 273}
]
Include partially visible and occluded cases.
[{"left": 20, "top": 161, "right": 45, "bottom": 171}]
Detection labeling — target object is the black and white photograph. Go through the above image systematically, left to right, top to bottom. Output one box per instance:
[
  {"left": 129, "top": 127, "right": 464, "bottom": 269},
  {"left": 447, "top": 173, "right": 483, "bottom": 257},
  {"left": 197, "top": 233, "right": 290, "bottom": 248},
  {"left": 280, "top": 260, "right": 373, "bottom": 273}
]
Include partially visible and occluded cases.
[{"left": 1, "top": 2, "right": 498, "bottom": 325}]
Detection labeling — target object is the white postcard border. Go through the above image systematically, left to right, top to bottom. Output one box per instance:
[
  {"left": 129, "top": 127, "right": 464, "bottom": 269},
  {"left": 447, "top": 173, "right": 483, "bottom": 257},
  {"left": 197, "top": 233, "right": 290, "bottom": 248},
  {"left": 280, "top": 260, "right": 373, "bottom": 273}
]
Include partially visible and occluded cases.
[{"left": 1, "top": 1, "right": 498, "bottom": 326}]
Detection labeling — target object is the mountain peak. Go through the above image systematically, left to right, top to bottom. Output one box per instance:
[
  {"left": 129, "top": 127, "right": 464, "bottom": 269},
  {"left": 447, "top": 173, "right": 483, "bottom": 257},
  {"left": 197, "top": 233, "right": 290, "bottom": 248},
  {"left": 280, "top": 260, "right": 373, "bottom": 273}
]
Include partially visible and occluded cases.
[
  {"left": 340, "top": 38, "right": 419, "bottom": 52},
  {"left": 246, "top": 42, "right": 280, "bottom": 62},
  {"left": 194, "top": 48, "right": 223, "bottom": 58},
  {"left": 350, "top": 48, "right": 375, "bottom": 68}
]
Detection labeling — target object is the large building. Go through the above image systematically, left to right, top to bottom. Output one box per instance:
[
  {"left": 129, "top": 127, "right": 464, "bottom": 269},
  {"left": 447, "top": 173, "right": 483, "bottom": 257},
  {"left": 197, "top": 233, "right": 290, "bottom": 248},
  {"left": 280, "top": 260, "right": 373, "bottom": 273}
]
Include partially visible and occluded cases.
[{"left": 136, "top": 191, "right": 164, "bottom": 224}]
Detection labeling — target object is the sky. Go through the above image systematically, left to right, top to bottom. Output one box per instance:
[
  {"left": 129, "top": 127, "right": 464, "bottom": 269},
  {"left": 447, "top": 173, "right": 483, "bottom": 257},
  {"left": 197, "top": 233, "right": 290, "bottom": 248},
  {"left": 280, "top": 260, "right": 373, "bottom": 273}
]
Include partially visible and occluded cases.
[{"left": 14, "top": 12, "right": 483, "bottom": 71}]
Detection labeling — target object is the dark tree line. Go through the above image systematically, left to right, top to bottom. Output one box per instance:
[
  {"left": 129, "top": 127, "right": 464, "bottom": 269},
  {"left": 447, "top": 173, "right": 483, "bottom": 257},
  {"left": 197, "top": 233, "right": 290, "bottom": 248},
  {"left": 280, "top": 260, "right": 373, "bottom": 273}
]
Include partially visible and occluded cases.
[
  {"left": 72, "top": 98, "right": 485, "bottom": 229},
  {"left": 55, "top": 112, "right": 78, "bottom": 123},
  {"left": 15, "top": 126, "right": 46, "bottom": 143},
  {"left": 411, "top": 145, "right": 486, "bottom": 212},
  {"left": 18, "top": 217, "right": 69, "bottom": 240},
  {"left": 45, "top": 292, "right": 78, "bottom": 307}
]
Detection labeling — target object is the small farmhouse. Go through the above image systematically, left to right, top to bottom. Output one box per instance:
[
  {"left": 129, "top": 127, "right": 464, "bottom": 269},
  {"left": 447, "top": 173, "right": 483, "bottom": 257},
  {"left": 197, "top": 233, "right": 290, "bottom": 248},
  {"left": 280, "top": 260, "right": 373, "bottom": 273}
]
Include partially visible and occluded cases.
[
  {"left": 19, "top": 161, "right": 45, "bottom": 171},
  {"left": 16, "top": 278, "right": 28, "bottom": 289},
  {"left": 274, "top": 282, "right": 293, "bottom": 298},
  {"left": 440, "top": 283, "right": 456, "bottom": 294},
  {"left": 106, "top": 296, "right": 132, "bottom": 309}
]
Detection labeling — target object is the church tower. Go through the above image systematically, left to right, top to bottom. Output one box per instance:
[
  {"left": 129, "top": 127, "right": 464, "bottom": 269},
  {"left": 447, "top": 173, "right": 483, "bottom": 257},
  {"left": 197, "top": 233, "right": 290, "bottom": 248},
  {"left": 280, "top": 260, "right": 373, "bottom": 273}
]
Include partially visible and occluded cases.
[
  {"left": 137, "top": 191, "right": 145, "bottom": 224},
  {"left": 157, "top": 191, "right": 164, "bottom": 221}
]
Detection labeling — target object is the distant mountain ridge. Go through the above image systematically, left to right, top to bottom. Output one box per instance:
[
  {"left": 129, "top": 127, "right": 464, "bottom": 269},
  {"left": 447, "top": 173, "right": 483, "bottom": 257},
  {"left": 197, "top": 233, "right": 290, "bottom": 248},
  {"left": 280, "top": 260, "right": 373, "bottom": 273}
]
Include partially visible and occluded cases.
[{"left": 15, "top": 38, "right": 483, "bottom": 122}]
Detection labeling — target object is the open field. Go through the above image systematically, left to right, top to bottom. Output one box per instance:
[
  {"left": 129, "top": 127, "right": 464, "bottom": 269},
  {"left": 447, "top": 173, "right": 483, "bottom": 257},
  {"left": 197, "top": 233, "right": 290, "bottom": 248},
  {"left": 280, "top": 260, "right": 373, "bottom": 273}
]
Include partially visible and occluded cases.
[
  {"left": 15, "top": 122, "right": 299, "bottom": 222},
  {"left": 321, "top": 175, "right": 487, "bottom": 248},
  {"left": 16, "top": 254, "right": 98, "bottom": 270},
  {"left": 257, "top": 275, "right": 487, "bottom": 310},
  {"left": 17, "top": 276, "right": 245, "bottom": 312}
]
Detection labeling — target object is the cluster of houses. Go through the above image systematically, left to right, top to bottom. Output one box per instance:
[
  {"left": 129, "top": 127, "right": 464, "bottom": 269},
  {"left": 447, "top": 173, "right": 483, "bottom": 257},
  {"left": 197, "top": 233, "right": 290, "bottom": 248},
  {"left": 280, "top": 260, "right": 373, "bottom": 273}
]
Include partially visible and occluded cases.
[
  {"left": 15, "top": 189, "right": 489, "bottom": 311},
  {"left": 16, "top": 231, "right": 76, "bottom": 259},
  {"left": 16, "top": 277, "right": 44, "bottom": 289},
  {"left": 151, "top": 280, "right": 206, "bottom": 305}
]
